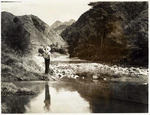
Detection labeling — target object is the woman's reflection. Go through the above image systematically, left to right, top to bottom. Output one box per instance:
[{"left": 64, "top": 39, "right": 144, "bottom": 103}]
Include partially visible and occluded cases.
[{"left": 44, "top": 83, "right": 51, "bottom": 111}]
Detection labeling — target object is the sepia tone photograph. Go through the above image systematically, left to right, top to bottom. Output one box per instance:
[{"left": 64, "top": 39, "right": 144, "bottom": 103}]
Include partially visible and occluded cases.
[{"left": 1, "top": 0, "right": 148, "bottom": 113}]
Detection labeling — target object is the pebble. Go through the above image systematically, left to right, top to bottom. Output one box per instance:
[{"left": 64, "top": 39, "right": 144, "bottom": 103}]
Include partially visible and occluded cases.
[
  {"left": 74, "top": 75, "right": 79, "bottom": 79},
  {"left": 92, "top": 75, "right": 99, "bottom": 79},
  {"left": 82, "top": 76, "right": 85, "bottom": 79},
  {"left": 103, "top": 78, "right": 107, "bottom": 81}
]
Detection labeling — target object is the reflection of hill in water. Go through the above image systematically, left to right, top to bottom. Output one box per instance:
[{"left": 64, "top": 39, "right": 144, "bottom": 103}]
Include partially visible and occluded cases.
[
  {"left": 75, "top": 80, "right": 148, "bottom": 113},
  {"left": 2, "top": 81, "right": 148, "bottom": 113},
  {"left": 13, "top": 81, "right": 46, "bottom": 93},
  {"left": 2, "top": 82, "right": 46, "bottom": 113},
  {"left": 2, "top": 95, "right": 34, "bottom": 113}
]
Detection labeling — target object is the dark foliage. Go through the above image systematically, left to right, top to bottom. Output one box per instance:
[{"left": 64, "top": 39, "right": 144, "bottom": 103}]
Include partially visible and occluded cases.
[
  {"left": 61, "top": 2, "right": 148, "bottom": 67},
  {"left": 2, "top": 13, "right": 31, "bottom": 55},
  {"left": 50, "top": 43, "right": 67, "bottom": 54},
  {"left": 38, "top": 48, "right": 44, "bottom": 54}
]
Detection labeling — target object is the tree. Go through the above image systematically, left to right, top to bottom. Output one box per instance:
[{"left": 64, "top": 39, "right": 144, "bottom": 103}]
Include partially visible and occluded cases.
[{"left": 89, "top": 2, "right": 123, "bottom": 53}]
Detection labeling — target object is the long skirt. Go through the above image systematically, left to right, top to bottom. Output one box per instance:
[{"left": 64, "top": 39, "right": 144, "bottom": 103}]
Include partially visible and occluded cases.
[{"left": 45, "top": 58, "right": 50, "bottom": 74}]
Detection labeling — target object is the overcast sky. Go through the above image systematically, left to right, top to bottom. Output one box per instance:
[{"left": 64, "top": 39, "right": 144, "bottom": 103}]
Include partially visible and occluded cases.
[{"left": 1, "top": 0, "right": 100, "bottom": 26}]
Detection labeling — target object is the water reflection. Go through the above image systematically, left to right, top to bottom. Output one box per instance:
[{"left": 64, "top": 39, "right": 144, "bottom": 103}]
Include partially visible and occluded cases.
[
  {"left": 2, "top": 81, "right": 148, "bottom": 113},
  {"left": 24, "top": 81, "right": 90, "bottom": 113},
  {"left": 44, "top": 83, "right": 51, "bottom": 111}
]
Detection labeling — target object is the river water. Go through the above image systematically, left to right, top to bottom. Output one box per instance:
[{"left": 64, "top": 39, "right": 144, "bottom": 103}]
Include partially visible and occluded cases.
[
  {"left": 2, "top": 57, "right": 148, "bottom": 113},
  {"left": 2, "top": 80, "right": 148, "bottom": 113}
]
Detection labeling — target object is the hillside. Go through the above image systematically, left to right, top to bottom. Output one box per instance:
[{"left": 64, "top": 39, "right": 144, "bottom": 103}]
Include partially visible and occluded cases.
[
  {"left": 61, "top": 2, "right": 148, "bottom": 67},
  {"left": 1, "top": 11, "right": 67, "bottom": 81},
  {"left": 2, "top": 11, "right": 67, "bottom": 55},
  {"left": 51, "top": 19, "right": 75, "bottom": 34}
]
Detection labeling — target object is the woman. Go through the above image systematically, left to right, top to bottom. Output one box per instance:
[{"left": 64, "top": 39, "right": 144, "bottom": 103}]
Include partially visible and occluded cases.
[{"left": 42, "top": 46, "right": 51, "bottom": 74}]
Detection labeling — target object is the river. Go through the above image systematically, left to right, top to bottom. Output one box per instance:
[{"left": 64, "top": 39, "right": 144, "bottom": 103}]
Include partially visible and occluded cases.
[{"left": 2, "top": 80, "right": 148, "bottom": 113}]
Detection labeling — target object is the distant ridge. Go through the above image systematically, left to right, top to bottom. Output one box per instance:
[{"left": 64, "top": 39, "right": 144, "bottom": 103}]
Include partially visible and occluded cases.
[{"left": 51, "top": 19, "right": 75, "bottom": 34}]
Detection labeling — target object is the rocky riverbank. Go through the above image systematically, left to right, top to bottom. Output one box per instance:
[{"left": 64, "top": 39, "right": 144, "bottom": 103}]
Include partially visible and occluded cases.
[{"left": 50, "top": 62, "right": 148, "bottom": 84}]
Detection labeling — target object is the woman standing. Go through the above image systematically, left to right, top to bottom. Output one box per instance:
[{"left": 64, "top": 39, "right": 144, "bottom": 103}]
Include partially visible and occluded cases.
[{"left": 43, "top": 46, "right": 51, "bottom": 74}]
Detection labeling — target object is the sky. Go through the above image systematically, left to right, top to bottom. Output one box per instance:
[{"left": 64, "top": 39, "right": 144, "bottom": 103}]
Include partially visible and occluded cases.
[
  {"left": 1, "top": 0, "right": 100, "bottom": 26},
  {"left": 1, "top": 0, "right": 147, "bottom": 26}
]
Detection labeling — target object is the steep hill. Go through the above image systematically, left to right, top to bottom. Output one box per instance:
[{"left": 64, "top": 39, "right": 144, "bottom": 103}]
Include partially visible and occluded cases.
[
  {"left": 61, "top": 2, "right": 148, "bottom": 67},
  {"left": 1, "top": 11, "right": 67, "bottom": 81},
  {"left": 2, "top": 11, "right": 67, "bottom": 55},
  {"left": 51, "top": 19, "right": 75, "bottom": 34}
]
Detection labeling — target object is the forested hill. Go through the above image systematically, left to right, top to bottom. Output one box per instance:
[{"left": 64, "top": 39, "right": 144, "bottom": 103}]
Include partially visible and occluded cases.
[
  {"left": 61, "top": 2, "right": 148, "bottom": 67},
  {"left": 1, "top": 11, "right": 67, "bottom": 55}
]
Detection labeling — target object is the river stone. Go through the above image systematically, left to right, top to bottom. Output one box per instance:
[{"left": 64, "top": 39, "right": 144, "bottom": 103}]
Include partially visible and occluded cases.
[{"left": 92, "top": 75, "right": 99, "bottom": 79}]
